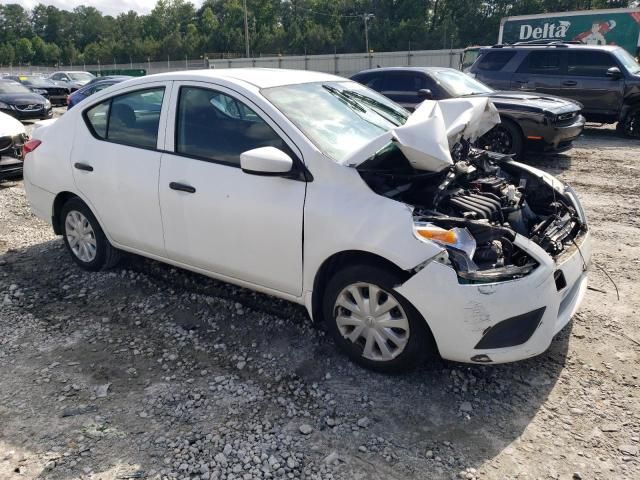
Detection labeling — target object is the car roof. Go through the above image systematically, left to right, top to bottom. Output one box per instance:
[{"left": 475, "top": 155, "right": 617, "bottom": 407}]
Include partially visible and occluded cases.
[
  {"left": 480, "top": 43, "right": 621, "bottom": 52},
  {"left": 353, "top": 66, "right": 457, "bottom": 76},
  {"left": 138, "top": 68, "right": 344, "bottom": 89}
]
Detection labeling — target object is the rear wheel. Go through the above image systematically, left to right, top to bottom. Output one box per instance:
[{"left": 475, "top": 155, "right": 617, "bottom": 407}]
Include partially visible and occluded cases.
[
  {"left": 617, "top": 106, "right": 640, "bottom": 138},
  {"left": 478, "top": 120, "right": 524, "bottom": 158},
  {"left": 60, "top": 197, "right": 121, "bottom": 271},
  {"left": 323, "top": 264, "right": 434, "bottom": 373}
]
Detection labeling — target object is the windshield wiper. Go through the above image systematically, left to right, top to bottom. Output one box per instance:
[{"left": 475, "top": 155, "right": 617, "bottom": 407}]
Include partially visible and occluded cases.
[
  {"left": 322, "top": 84, "right": 367, "bottom": 113},
  {"left": 340, "top": 90, "right": 408, "bottom": 126}
]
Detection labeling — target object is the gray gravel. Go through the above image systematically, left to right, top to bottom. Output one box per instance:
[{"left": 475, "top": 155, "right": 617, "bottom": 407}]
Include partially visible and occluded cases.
[{"left": 1, "top": 122, "right": 639, "bottom": 479}]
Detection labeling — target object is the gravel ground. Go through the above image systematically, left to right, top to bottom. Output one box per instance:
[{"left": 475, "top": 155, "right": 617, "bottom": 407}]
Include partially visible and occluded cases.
[{"left": 1, "top": 114, "right": 639, "bottom": 479}]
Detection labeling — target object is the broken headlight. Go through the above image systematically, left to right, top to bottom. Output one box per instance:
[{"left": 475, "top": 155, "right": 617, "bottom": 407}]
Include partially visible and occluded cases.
[
  {"left": 413, "top": 222, "right": 476, "bottom": 258},
  {"left": 414, "top": 222, "right": 536, "bottom": 283}
]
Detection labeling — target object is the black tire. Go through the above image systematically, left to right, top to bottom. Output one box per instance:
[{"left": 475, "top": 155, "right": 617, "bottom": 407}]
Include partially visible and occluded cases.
[
  {"left": 617, "top": 106, "right": 640, "bottom": 138},
  {"left": 478, "top": 119, "right": 524, "bottom": 158},
  {"left": 60, "top": 197, "right": 121, "bottom": 271},
  {"left": 322, "top": 264, "right": 435, "bottom": 373}
]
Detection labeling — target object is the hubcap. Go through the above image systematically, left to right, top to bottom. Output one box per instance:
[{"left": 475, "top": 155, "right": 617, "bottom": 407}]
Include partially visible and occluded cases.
[
  {"left": 65, "top": 210, "right": 97, "bottom": 262},
  {"left": 333, "top": 282, "right": 410, "bottom": 362}
]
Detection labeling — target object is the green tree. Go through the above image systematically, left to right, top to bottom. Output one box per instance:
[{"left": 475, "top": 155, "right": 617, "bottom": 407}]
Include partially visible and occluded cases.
[{"left": 15, "top": 37, "right": 34, "bottom": 64}]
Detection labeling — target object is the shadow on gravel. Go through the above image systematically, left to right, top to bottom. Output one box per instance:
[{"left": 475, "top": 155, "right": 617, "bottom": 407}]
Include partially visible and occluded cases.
[{"left": 0, "top": 239, "right": 570, "bottom": 479}]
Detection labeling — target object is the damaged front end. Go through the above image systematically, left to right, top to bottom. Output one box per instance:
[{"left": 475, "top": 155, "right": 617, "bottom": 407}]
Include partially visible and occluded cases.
[{"left": 355, "top": 98, "right": 588, "bottom": 283}]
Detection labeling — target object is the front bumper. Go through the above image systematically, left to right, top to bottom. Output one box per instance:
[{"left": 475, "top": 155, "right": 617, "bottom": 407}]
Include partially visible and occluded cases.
[
  {"left": 1, "top": 107, "right": 53, "bottom": 120},
  {"left": 526, "top": 114, "right": 586, "bottom": 153},
  {"left": 396, "top": 229, "right": 591, "bottom": 364}
]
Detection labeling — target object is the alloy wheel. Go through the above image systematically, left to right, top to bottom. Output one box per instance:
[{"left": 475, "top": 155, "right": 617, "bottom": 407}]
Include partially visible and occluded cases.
[
  {"left": 480, "top": 126, "right": 513, "bottom": 154},
  {"left": 65, "top": 210, "right": 97, "bottom": 262},
  {"left": 333, "top": 282, "right": 410, "bottom": 361}
]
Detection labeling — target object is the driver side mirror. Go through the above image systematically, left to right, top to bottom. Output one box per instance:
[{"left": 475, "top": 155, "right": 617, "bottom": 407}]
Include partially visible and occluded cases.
[
  {"left": 606, "top": 66, "right": 622, "bottom": 79},
  {"left": 417, "top": 88, "right": 433, "bottom": 99},
  {"left": 240, "top": 146, "right": 293, "bottom": 176}
]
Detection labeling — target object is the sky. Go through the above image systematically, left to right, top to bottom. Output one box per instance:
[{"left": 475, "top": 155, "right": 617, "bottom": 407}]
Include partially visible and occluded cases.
[{"left": 13, "top": 1, "right": 205, "bottom": 17}]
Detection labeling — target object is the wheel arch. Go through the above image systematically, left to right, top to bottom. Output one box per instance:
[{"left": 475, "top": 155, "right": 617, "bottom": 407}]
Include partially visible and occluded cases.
[
  {"left": 52, "top": 191, "right": 80, "bottom": 234},
  {"left": 310, "top": 250, "right": 411, "bottom": 325}
]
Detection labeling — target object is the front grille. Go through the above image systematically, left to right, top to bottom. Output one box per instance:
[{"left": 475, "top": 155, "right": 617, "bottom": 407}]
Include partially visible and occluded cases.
[
  {"left": 15, "top": 104, "right": 43, "bottom": 112},
  {"left": 0, "top": 134, "right": 27, "bottom": 155}
]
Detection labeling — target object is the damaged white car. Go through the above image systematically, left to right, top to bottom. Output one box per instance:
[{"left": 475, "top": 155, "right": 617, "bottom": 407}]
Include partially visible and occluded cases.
[
  {"left": 23, "top": 69, "right": 591, "bottom": 372},
  {"left": 0, "top": 111, "right": 27, "bottom": 182}
]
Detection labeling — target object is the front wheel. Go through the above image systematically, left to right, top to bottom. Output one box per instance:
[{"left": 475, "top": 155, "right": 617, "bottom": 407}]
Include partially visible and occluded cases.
[
  {"left": 617, "top": 106, "right": 640, "bottom": 138},
  {"left": 477, "top": 120, "right": 524, "bottom": 158},
  {"left": 60, "top": 197, "right": 121, "bottom": 271},
  {"left": 323, "top": 265, "right": 435, "bottom": 373}
]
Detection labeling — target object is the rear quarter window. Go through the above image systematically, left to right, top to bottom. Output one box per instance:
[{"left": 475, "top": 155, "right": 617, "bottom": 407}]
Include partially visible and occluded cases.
[
  {"left": 476, "top": 51, "right": 516, "bottom": 71},
  {"left": 84, "top": 87, "right": 165, "bottom": 149}
]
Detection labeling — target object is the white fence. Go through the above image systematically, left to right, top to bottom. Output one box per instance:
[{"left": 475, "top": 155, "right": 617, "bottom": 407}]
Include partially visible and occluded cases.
[{"left": 0, "top": 49, "right": 463, "bottom": 77}]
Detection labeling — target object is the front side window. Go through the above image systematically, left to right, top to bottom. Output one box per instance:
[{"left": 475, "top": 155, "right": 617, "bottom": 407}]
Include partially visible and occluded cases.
[
  {"left": 519, "top": 51, "right": 563, "bottom": 74},
  {"left": 567, "top": 51, "right": 618, "bottom": 77},
  {"left": 384, "top": 73, "right": 425, "bottom": 92},
  {"left": 84, "top": 87, "right": 164, "bottom": 149},
  {"left": 176, "top": 87, "right": 288, "bottom": 166}
]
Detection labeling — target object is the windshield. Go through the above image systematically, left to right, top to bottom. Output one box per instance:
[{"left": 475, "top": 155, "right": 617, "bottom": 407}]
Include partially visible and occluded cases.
[
  {"left": 614, "top": 48, "right": 640, "bottom": 75},
  {"left": 432, "top": 69, "right": 494, "bottom": 97},
  {"left": 69, "top": 72, "right": 94, "bottom": 81},
  {"left": 20, "top": 77, "right": 51, "bottom": 87},
  {"left": 262, "top": 81, "right": 409, "bottom": 162},
  {"left": 0, "top": 82, "right": 32, "bottom": 94}
]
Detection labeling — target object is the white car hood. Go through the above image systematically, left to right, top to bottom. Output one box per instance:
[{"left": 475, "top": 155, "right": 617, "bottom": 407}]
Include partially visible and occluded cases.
[
  {"left": 340, "top": 97, "right": 500, "bottom": 172},
  {"left": 0, "top": 111, "right": 26, "bottom": 137}
]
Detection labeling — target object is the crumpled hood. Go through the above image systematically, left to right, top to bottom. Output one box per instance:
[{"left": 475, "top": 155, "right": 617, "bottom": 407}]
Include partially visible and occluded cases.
[
  {"left": 340, "top": 97, "right": 500, "bottom": 172},
  {"left": 0, "top": 111, "right": 26, "bottom": 136}
]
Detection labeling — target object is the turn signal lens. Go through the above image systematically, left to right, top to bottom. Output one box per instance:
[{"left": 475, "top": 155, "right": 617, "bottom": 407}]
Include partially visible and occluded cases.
[
  {"left": 413, "top": 223, "right": 477, "bottom": 259},
  {"left": 416, "top": 227, "right": 458, "bottom": 244}
]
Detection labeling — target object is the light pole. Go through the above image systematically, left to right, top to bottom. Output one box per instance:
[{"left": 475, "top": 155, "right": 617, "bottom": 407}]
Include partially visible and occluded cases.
[
  {"left": 243, "top": 0, "right": 250, "bottom": 58},
  {"left": 363, "top": 13, "right": 375, "bottom": 54}
]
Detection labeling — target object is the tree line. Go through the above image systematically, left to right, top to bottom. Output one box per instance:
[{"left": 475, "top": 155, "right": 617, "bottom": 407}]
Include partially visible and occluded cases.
[{"left": 0, "top": 0, "right": 631, "bottom": 67}]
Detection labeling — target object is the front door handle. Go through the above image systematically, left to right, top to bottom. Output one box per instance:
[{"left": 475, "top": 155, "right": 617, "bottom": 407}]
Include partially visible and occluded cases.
[
  {"left": 562, "top": 80, "right": 578, "bottom": 86},
  {"left": 74, "top": 162, "right": 93, "bottom": 172},
  {"left": 169, "top": 182, "right": 196, "bottom": 193}
]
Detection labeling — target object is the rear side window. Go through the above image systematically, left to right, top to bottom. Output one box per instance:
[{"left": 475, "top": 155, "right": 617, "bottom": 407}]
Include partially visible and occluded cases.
[
  {"left": 476, "top": 51, "right": 516, "bottom": 71},
  {"left": 518, "top": 51, "right": 563, "bottom": 74},
  {"left": 567, "top": 51, "right": 617, "bottom": 77},
  {"left": 175, "top": 86, "right": 288, "bottom": 166},
  {"left": 85, "top": 87, "right": 164, "bottom": 149},
  {"left": 86, "top": 101, "right": 109, "bottom": 138}
]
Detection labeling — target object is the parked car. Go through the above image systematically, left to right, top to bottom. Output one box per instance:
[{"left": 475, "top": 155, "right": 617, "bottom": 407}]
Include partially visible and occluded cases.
[
  {"left": 468, "top": 42, "right": 640, "bottom": 137},
  {"left": 351, "top": 67, "right": 585, "bottom": 157},
  {"left": 23, "top": 69, "right": 591, "bottom": 372},
  {"left": 48, "top": 71, "right": 95, "bottom": 92},
  {"left": 6, "top": 75, "right": 70, "bottom": 106},
  {"left": 83, "top": 75, "right": 133, "bottom": 88},
  {"left": 67, "top": 76, "right": 132, "bottom": 109},
  {"left": 0, "top": 79, "right": 53, "bottom": 120},
  {"left": 0, "top": 111, "right": 27, "bottom": 182}
]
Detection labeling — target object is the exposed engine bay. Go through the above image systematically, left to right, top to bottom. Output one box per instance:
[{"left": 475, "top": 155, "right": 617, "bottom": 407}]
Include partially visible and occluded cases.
[{"left": 358, "top": 140, "right": 587, "bottom": 280}]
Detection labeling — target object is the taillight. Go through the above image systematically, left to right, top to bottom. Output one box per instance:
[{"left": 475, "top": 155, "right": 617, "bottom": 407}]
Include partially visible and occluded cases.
[{"left": 22, "top": 139, "right": 42, "bottom": 159}]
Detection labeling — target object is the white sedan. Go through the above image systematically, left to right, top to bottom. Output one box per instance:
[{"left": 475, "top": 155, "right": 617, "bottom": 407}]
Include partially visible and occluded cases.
[{"left": 23, "top": 69, "right": 591, "bottom": 372}]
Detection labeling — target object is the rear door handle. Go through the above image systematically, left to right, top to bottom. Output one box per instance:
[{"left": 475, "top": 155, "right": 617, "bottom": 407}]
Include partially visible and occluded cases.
[
  {"left": 562, "top": 80, "right": 578, "bottom": 86},
  {"left": 74, "top": 162, "right": 93, "bottom": 172},
  {"left": 169, "top": 182, "right": 196, "bottom": 193}
]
